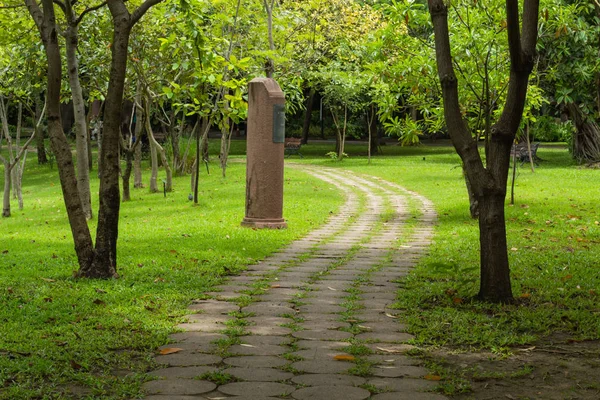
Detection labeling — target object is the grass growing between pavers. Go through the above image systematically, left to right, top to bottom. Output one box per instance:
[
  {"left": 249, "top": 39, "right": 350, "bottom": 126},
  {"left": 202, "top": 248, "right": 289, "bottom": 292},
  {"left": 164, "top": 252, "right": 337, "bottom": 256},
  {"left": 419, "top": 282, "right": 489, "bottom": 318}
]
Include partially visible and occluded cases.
[
  {"left": 291, "top": 142, "right": 600, "bottom": 350},
  {"left": 0, "top": 155, "right": 342, "bottom": 399}
]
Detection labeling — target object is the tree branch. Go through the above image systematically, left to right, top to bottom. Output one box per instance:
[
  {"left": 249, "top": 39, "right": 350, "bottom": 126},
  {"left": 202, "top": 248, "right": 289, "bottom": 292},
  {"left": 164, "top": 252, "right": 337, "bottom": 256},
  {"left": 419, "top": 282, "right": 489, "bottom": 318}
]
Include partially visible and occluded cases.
[
  {"left": 23, "top": 0, "right": 44, "bottom": 31},
  {"left": 52, "top": 0, "right": 66, "bottom": 14},
  {"left": 130, "top": 0, "right": 163, "bottom": 26},
  {"left": 505, "top": 0, "right": 522, "bottom": 68},
  {"left": 74, "top": 1, "right": 107, "bottom": 26}
]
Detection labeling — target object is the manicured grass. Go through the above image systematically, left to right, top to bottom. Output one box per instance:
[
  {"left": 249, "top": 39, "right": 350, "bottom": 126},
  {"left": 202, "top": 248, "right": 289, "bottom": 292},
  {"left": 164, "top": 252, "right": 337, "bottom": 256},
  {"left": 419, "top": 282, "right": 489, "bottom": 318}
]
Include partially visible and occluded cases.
[{"left": 0, "top": 151, "right": 343, "bottom": 399}]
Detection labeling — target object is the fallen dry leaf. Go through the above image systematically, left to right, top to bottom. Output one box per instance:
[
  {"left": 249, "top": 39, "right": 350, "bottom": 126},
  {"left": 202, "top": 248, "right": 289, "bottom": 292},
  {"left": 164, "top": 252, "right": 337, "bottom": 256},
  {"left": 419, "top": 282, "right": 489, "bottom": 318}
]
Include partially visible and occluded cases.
[
  {"left": 41, "top": 277, "right": 55, "bottom": 282},
  {"left": 327, "top": 287, "right": 337, "bottom": 291},
  {"left": 95, "top": 288, "right": 107, "bottom": 294},
  {"left": 520, "top": 293, "right": 531, "bottom": 299},
  {"left": 92, "top": 299, "right": 106, "bottom": 306},
  {"left": 384, "top": 313, "right": 399, "bottom": 319},
  {"left": 240, "top": 344, "right": 255, "bottom": 348},
  {"left": 158, "top": 347, "right": 183, "bottom": 355},
  {"left": 333, "top": 355, "right": 355, "bottom": 361},
  {"left": 70, "top": 360, "right": 83, "bottom": 370},
  {"left": 424, "top": 374, "right": 442, "bottom": 381}
]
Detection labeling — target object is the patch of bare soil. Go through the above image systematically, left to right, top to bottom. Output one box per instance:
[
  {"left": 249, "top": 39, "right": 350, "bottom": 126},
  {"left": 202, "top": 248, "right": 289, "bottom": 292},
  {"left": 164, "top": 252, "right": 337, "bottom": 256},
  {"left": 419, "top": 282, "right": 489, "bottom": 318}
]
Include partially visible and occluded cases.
[{"left": 430, "top": 333, "right": 600, "bottom": 400}]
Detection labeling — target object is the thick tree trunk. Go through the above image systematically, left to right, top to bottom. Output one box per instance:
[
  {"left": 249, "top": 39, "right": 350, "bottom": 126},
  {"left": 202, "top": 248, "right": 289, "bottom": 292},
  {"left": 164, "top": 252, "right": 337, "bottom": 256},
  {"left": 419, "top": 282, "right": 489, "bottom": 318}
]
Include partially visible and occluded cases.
[
  {"left": 65, "top": 26, "right": 92, "bottom": 219},
  {"left": 301, "top": 89, "right": 315, "bottom": 144},
  {"left": 567, "top": 103, "right": 600, "bottom": 163},
  {"left": 477, "top": 192, "right": 513, "bottom": 301}
]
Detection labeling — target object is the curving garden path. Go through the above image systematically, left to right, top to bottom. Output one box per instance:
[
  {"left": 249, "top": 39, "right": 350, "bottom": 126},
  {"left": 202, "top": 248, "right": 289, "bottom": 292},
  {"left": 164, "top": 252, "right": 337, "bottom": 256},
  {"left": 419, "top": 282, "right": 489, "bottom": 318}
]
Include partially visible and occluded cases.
[{"left": 141, "top": 166, "right": 447, "bottom": 400}]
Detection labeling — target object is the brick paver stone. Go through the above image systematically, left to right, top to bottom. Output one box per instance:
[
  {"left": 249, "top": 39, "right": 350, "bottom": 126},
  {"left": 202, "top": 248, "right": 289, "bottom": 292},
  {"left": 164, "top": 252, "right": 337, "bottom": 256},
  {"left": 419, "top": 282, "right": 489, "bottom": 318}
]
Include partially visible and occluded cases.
[
  {"left": 142, "top": 379, "right": 216, "bottom": 395},
  {"left": 218, "top": 381, "right": 295, "bottom": 397},
  {"left": 292, "top": 385, "right": 371, "bottom": 400}
]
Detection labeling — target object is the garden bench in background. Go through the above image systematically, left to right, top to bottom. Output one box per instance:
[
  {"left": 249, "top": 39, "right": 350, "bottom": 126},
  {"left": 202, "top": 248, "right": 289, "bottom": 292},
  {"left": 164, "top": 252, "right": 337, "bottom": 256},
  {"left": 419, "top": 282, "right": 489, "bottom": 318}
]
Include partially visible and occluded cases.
[
  {"left": 285, "top": 137, "right": 303, "bottom": 158},
  {"left": 511, "top": 142, "right": 540, "bottom": 166}
]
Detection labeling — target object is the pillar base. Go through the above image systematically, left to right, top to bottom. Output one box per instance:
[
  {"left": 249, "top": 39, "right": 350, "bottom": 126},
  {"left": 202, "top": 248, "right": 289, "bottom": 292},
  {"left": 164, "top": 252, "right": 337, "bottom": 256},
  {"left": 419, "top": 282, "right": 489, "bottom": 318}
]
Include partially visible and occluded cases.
[{"left": 241, "top": 217, "right": 287, "bottom": 229}]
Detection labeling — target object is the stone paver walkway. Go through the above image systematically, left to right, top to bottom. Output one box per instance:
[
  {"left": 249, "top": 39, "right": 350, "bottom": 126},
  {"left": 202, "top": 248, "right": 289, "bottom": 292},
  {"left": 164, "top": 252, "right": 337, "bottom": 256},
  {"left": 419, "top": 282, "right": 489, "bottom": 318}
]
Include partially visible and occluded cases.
[{"left": 142, "top": 167, "right": 447, "bottom": 400}]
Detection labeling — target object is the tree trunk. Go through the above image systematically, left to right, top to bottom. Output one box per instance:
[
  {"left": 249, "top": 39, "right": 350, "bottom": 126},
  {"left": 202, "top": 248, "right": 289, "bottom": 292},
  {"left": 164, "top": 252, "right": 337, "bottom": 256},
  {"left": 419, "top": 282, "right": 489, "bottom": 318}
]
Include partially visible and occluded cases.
[
  {"left": 88, "top": 8, "right": 133, "bottom": 278},
  {"left": 65, "top": 25, "right": 92, "bottom": 219},
  {"left": 133, "top": 87, "right": 144, "bottom": 188},
  {"left": 301, "top": 89, "right": 315, "bottom": 144},
  {"left": 35, "top": 94, "right": 48, "bottom": 164},
  {"left": 145, "top": 97, "right": 172, "bottom": 191},
  {"left": 567, "top": 103, "right": 600, "bottom": 163},
  {"left": 171, "top": 115, "right": 183, "bottom": 175},
  {"left": 201, "top": 117, "right": 209, "bottom": 162},
  {"left": 220, "top": 118, "right": 231, "bottom": 178},
  {"left": 149, "top": 135, "right": 158, "bottom": 192},
  {"left": 121, "top": 149, "right": 133, "bottom": 201},
  {"left": 462, "top": 163, "right": 479, "bottom": 218},
  {"left": 2, "top": 167, "right": 10, "bottom": 217},
  {"left": 477, "top": 192, "right": 513, "bottom": 301}
]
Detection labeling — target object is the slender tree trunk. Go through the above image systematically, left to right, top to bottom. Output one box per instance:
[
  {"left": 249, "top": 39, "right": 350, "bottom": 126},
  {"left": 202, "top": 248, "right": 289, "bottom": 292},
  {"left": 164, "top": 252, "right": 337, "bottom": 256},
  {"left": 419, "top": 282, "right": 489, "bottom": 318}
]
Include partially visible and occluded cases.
[
  {"left": 263, "top": 0, "right": 275, "bottom": 78},
  {"left": 65, "top": 26, "right": 92, "bottom": 219},
  {"left": 133, "top": 86, "right": 144, "bottom": 188},
  {"left": 301, "top": 89, "right": 315, "bottom": 144},
  {"left": 35, "top": 94, "right": 48, "bottom": 164},
  {"left": 145, "top": 97, "right": 172, "bottom": 191},
  {"left": 86, "top": 101, "right": 94, "bottom": 171},
  {"left": 171, "top": 115, "right": 183, "bottom": 175},
  {"left": 201, "top": 117, "right": 209, "bottom": 162},
  {"left": 220, "top": 118, "right": 231, "bottom": 178},
  {"left": 149, "top": 136, "right": 158, "bottom": 192},
  {"left": 121, "top": 149, "right": 133, "bottom": 201},
  {"left": 2, "top": 167, "right": 10, "bottom": 217}
]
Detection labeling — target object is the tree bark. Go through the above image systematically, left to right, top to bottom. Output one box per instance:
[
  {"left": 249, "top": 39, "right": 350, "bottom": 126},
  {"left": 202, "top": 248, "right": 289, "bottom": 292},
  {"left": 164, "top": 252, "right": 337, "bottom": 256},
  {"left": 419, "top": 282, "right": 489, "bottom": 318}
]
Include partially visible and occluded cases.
[
  {"left": 428, "top": 0, "right": 539, "bottom": 302},
  {"left": 65, "top": 21, "right": 92, "bottom": 219},
  {"left": 301, "top": 89, "right": 315, "bottom": 144},
  {"left": 133, "top": 90, "right": 144, "bottom": 188},
  {"left": 35, "top": 94, "right": 48, "bottom": 164},
  {"left": 145, "top": 96, "right": 172, "bottom": 191},
  {"left": 567, "top": 103, "right": 600, "bottom": 163},
  {"left": 2, "top": 167, "right": 10, "bottom": 217}
]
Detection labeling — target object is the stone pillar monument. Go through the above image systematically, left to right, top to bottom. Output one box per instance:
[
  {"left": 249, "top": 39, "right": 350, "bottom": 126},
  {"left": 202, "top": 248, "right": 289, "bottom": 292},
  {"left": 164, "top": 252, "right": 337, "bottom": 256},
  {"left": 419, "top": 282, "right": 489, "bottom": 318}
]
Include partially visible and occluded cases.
[{"left": 241, "top": 78, "right": 287, "bottom": 229}]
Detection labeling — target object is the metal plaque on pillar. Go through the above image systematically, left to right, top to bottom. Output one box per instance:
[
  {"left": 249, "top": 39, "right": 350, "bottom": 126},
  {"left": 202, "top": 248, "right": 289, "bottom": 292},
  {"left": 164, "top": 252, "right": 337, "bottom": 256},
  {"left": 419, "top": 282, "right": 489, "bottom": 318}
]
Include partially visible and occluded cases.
[
  {"left": 241, "top": 78, "right": 287, "bottom": 229},
  {"left": 272, "top": 104, "right": 285, "bottom": 143}
]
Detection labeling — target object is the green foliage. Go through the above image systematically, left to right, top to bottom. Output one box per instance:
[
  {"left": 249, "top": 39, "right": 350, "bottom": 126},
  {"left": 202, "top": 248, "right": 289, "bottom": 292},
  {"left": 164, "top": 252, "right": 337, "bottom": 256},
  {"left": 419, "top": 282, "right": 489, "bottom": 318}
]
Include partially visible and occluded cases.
[
  {"left": 383, "top": 115, "right": 423, "bottom": 146},
  {"left": 530, "top": 116, "right": 574, "bottom": 143}
]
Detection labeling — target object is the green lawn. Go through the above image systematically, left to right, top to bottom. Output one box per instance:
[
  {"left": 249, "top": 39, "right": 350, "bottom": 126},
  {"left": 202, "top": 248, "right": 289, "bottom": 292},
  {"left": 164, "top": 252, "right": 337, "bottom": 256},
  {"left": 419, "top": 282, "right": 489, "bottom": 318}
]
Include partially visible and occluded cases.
[{"left": 1, "top": 138, "right": 599, "bottom": 399}]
